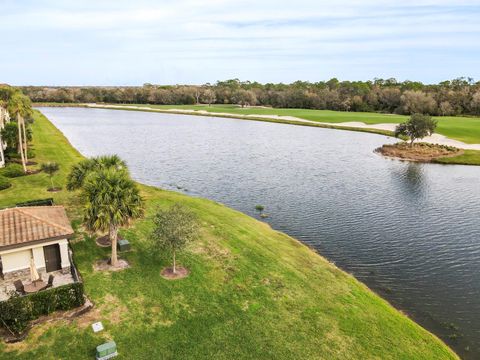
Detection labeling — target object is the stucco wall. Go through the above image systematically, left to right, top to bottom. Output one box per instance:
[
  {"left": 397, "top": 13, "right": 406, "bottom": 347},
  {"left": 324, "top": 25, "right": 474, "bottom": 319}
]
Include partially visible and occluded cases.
[
  {"left": 0, "top": 238, "right": 70, "bottom": 275},
  {"left": 1, "top": 249, "right": 31, "bottom": 273}
]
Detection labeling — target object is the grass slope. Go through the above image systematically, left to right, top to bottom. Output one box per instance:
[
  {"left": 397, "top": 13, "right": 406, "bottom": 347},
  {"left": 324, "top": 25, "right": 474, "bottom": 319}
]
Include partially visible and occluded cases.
[{"left": 0, "top": 111, "right": 458, "bottom": 359}]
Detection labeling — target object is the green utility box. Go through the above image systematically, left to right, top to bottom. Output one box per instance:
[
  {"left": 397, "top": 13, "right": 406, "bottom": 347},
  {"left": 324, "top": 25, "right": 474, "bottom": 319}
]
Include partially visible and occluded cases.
[
  {"left": 117, "top": 239, "right": 131, "bottom": 252},
  {"left": 96, "top": 341, "right": 118, "bottom": 360}
]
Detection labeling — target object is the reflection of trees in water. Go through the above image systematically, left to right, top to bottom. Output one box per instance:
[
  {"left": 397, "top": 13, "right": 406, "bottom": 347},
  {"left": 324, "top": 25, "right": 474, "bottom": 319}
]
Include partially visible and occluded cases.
[
  {"left": 394, "top": 162, "right": 428, "bottom": 200},
  {"left": 405, "top": 163, "right": 424, "bottom": 186}
]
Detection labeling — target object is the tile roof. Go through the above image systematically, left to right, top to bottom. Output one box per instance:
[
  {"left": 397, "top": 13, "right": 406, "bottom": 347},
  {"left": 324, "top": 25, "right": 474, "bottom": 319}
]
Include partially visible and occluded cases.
[{"left": 0, "top": 206, "right": 74, "bottom": 250}]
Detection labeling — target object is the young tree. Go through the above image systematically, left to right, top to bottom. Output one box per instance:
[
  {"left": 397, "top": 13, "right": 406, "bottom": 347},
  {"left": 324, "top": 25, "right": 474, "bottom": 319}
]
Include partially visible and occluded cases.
[
  {"left": 395, "top": 113, "right": 437, "bottom": 146},
  {"left": 67, "top": 154, "right": 127, "bottom": 190},
  {"left": 41, "top": 162, "right": 60, "bottom": 190},
  {"left": 82, "top": 168, "right": 144, "bottom": 266},
  {"left": 151, "top": 203, "right": 199, "bottom": 274}
]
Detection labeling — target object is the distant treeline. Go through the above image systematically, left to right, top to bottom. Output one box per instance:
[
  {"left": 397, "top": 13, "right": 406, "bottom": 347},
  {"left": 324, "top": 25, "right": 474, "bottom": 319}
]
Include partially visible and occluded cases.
[{"left": 21, "top": 77, "right": 480, "bottom": 116}]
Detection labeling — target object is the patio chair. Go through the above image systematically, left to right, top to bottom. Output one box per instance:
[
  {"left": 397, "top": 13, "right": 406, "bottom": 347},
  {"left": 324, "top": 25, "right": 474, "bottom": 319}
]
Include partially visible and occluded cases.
[
  {"left": 45, "top": 274, "right": 55, "bottom": 289},
  {"left": 13, "top": 280, "right": 26, "bottom": 295}
]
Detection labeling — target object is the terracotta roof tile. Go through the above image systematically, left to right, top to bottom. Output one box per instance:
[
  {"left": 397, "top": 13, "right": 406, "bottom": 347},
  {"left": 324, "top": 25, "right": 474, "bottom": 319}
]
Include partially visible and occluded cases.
[{"left": 0, "top": 206, "right": 74, "bottom": 249}]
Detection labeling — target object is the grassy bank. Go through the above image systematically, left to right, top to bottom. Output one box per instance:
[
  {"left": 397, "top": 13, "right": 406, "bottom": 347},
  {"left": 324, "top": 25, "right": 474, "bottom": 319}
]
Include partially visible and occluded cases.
[
  {"left": 0, "top": 111, "right": 458, "bottom": 359},
  {"left": 434, "top": 150, "right": 480, "bottom": 165}
]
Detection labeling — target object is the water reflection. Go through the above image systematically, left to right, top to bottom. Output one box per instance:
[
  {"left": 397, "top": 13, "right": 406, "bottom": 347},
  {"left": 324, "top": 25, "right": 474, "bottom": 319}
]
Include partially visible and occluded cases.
[{"left": 392, "top": 162, "right": 428, "bottom": 200}]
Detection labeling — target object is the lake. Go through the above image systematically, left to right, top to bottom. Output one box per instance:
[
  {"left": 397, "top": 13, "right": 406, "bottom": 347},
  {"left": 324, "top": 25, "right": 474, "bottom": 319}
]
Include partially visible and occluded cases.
[{"left": 39, "top": 107, "right": 480, "bottom": 358}]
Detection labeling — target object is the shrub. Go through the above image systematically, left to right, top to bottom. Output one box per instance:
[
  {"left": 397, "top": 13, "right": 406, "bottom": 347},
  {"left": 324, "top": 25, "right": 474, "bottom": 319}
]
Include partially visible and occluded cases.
[
  {"left": 8, "top": 149, "right": 35, "bottom": 160},
  {"left": 0, "top": 163, "right": 25, "bottom": 178},
  {"left": 0, "top": 175, "right": 11, "bottom": 190},
  {"left": 16, "top": 198, "right": 54, "bottom": 207},
  {"left": 255, "top": 205, "right": 265, "bottom": 212},
  {"left": 0, "top": 282, "right": 85, "bottom": 334}
]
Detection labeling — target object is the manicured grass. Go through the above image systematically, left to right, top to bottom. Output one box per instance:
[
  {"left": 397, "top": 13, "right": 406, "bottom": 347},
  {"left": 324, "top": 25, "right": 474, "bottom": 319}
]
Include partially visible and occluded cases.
[
  {"left": 0, "top": 111, "right": 458, "bottom": 359},
  {"left": 434, "top": 150, "right": 480, "bottom": 165}
]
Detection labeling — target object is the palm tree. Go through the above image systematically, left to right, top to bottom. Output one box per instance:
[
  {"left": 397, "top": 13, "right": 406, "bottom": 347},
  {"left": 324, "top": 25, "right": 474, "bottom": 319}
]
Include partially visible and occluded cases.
[
  {"left": 7, "top": 93, "right": 32, "bottom": 173},
  {"left": 67, "top": 154, "right": 127, "bottom": 190},
  {"left": 82, "top": 168, "right": 144, "bottom": 266}
]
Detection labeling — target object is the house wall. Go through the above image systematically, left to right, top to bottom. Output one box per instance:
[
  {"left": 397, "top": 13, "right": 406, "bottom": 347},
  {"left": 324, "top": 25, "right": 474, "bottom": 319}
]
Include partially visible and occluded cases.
[
  {"left": 0, "top": 238, "right": 71, "bottom": 279},
  {"left": 1, "top": 249, "right": 31, "bottom": 273}
]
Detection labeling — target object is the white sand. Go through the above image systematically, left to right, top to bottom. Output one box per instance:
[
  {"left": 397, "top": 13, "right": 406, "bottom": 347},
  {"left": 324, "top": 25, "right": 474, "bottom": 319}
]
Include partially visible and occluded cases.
[{"left": 85, "top": 104, "right": 480, "bottom": 150}]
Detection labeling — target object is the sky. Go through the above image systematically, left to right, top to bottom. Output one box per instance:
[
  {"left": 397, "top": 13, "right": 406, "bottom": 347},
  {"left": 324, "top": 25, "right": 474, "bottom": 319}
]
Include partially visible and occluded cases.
[{"left": 1, "top": 0, "right": 480, "bottom": 85}]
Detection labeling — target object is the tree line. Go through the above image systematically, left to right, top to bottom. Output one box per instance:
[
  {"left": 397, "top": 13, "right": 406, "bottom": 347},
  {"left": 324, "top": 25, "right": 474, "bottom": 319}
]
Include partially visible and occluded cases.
[{"left": 21, "top": 77, "right": 480, "bottom": 116}]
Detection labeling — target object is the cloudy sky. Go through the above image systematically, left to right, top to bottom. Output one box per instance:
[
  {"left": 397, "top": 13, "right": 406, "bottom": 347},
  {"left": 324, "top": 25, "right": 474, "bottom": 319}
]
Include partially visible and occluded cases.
[{"left": 1, "top": 0, "right": 479, "bottom": 85}]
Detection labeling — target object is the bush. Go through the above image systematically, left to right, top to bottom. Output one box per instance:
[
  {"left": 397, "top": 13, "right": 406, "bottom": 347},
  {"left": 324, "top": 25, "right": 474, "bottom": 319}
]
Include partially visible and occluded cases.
[
  {"left": 9, "top": 149, "right": 36, "bottom": 160},
  {"left": 0, "top": 163, "right": 25, "bottom": 178},
  {"left": 0, "top": 175, "right": 11, "bottom": 190},
  {"left": 16, "top": 198, "right": 54, "bottom": 207},
  {"left": 0, "top": 282, "right": 85, "bottom": 334}
]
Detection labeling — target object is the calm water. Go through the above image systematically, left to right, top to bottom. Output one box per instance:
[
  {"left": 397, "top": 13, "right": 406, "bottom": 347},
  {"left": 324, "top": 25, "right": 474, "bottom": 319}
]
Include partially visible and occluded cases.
[{"left": 40, "top": 107, "right": 480, "bottom": 358}]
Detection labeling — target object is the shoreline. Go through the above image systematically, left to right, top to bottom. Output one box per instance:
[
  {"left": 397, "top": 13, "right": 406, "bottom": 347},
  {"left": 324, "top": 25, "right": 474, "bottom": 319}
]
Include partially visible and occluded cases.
[
  {"left": 35, "top": 102, "right": 397, "bottom": 138},
  {"left": 36, "top": 102, "right": 480, "bottom": 150},
  {"left": 35, "top": 103, "right": 480, "bottom": 166},
  {"left": 0, "top": 109, "right": 460, "bottom": 358},
  {"left": 42, "top": 109, "right": 461, "bottom": 356}
]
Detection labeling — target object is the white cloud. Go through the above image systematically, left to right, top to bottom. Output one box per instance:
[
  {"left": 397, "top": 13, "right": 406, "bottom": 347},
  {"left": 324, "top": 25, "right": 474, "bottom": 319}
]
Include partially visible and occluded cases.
[{"left": 0, "top": 0, "right": 479, "bottom": 84}]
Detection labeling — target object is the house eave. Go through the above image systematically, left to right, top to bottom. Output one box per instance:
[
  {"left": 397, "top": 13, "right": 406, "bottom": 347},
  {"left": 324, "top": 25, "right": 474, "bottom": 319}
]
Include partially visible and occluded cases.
[{"left": 0, "top": 232, "right": 74, "bottom": 252}]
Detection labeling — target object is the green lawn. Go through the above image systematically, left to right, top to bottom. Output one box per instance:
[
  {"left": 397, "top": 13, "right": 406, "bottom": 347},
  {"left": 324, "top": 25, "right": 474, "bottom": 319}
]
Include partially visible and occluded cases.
[
  {"left": 129, "top": 104, "right": 480, "bottom": 144},
  {"left": 0, "top": 111, "right": 458, "bottom": 359},
  {"left": 434, "top": 150, "right": 480, "bottom": 165}
]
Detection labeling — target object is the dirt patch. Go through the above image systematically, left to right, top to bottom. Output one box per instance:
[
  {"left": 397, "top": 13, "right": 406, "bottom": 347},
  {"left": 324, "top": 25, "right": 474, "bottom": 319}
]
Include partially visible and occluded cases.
[
  {"left": 376, "top": 142, "right": 463, "bottom": 163},
  {"left": 11, "top": 160, "right": 37, "bottom": 166},
  {"left": 26, "top": 169, "right": 42, "bottom": 175},
  {"left": 47, "top": 187, "right": 62, "bottom": 192},
  {"left": 96, "top": 234, "right": 124, "bottom": 247},
  {"left": 93, "top": 259, "right": 130, "bottom": 272},
  {"left": 161, "top": 267, "right": 189, "bottom": 280},
  {"left": 75, "top": 294, "right": 126, "bottom": 329},
  {"left": 100, "top": 294, "right": 127, "bottom": 324},
  {"left": 76, "top": 307, "right": 102, "bottom": 329}
]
